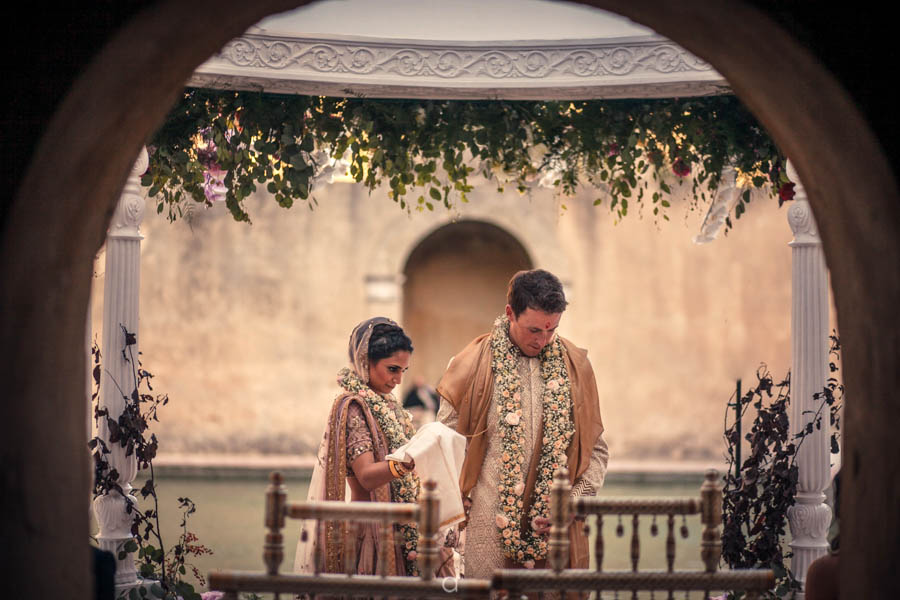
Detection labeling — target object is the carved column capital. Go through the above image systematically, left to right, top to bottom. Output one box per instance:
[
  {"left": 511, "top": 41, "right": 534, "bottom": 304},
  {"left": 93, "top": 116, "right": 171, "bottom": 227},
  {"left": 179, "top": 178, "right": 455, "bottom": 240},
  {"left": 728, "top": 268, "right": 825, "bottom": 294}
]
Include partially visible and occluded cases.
[
  {"left": 109, "top": 147, "right": 148, "bottom": 239},
  {"left": 787, "top": 160, "right": 819, "bottom": 246},
  {"left": 93, "top": 489, "right": 137, "bottom": 538},
  {"left": 788, "top": 495, "right": 833, "bottom": 547}
]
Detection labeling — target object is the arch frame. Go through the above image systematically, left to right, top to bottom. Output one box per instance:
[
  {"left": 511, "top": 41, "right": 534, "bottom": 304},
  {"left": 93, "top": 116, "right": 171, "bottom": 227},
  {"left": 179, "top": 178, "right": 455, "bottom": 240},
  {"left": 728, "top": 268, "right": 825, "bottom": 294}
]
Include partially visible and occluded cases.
[{"left": 2, "top": 1, "right": 899, "bottom": 597}]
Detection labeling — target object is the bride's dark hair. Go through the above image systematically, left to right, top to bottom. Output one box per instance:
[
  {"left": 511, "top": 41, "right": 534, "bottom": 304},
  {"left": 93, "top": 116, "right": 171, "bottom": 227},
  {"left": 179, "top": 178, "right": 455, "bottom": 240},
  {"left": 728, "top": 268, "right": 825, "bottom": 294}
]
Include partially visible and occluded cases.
[{"left": 368, "top": 323, "right": 413, "bottom": 361}]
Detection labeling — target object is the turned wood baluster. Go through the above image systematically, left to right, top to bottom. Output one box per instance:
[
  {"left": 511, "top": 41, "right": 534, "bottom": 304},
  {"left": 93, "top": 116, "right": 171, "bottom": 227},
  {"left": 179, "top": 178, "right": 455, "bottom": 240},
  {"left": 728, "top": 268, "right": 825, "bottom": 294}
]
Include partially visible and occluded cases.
[
  {"left": 549, "top": 469, "right": 571, "bottom": 573},
  {"left": 700, "top": 469, "right": 723, "bottom": 573},
  {"left": 264, "top": 472, "right": 286, "bottom": 576},
  {"left": 418, "top": 480, "right": 439, "bottom": 580},
  {"left": 630, "top": 513, "right": 640, "bottom": 572},
  {"left": 630, "top": 513, "right": 641, "bottom": 600},
  {"left": 666, "top": 513, "right": 676, "bottom": 599},
  {"left": 666, "top": 514, "right": 675, "bottom": 572},
  {"left": 595, "top": 515, "right": 604, "bottom": 572},
  {"left": 380, "top": 518, "right": 392, "bottom": 577},
  {"left": 313, "top": 520, "right": 322, "bottom": 576},
  {"left": 344, "top": 521, "right": 358, "bottom": 575}
]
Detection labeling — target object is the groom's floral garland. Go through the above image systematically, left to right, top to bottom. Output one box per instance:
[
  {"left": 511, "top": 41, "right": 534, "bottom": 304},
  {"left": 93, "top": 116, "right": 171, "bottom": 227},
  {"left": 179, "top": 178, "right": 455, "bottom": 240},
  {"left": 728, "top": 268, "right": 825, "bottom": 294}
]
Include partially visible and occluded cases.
[
  {"left": 491, "top": 316, "right": 575, "bottom": 567},
  {"left": 337, "top": 367, "right": 421, "bottom": 576}
]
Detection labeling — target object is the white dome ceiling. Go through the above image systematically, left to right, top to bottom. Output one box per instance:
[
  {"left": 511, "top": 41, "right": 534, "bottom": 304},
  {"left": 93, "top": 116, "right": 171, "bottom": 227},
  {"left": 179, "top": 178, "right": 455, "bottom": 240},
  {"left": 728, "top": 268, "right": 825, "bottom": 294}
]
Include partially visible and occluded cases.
[
  {"left": 189, "top": 0, "right": 727, "bottom": 100},
  {"left": 253, "top": 0, "right": 654, "bottom": 42}
]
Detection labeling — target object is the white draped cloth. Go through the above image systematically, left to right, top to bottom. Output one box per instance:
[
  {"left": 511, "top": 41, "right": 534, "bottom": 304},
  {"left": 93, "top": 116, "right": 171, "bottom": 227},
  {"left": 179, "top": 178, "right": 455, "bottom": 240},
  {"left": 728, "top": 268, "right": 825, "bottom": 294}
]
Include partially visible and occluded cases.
[{"left": 387, "top": 421, "right": 467, "bottom": 529}]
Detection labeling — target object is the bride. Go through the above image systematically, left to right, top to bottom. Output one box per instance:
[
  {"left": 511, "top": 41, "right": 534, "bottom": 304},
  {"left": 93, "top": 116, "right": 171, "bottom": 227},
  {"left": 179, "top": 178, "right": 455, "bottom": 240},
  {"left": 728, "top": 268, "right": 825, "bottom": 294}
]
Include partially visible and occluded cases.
[{"left": 295, "top": 317, "right": 422, "bottom": 576}]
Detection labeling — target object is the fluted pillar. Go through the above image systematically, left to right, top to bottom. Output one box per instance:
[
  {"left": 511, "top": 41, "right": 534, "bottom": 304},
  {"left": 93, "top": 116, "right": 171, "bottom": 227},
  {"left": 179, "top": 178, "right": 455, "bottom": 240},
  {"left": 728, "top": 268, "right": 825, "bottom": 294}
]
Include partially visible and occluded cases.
[
  {"left": 92, "top": 147, "right": 148, "bottom": 592},
  {"left": 785, "top": 161, "right": 832, "bottom": 594}
]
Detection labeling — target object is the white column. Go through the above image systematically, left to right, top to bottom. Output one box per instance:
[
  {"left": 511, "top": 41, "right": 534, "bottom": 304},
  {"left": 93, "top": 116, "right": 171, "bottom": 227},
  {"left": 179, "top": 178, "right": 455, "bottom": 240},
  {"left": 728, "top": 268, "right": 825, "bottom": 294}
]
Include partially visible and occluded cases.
[
  {"left": 92, "top": 147, "right": 148, "bottom": 593},
  {"left": 785, "top": 161, "right": 832, "bottom": 593}
]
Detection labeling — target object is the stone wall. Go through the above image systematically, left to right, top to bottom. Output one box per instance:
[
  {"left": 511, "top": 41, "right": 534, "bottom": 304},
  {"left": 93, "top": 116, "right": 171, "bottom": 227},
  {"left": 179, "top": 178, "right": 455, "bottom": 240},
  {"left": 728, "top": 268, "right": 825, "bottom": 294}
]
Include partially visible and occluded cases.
[{"left": 90, "top": 178, "right": 809, "bottom": 463}]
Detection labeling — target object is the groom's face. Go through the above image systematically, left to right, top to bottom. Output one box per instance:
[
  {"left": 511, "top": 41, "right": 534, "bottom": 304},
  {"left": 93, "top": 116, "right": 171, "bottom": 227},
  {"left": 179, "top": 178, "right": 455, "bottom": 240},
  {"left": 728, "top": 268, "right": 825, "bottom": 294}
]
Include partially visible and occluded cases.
[{"left": 506, "top": 306, "right": 562, "bottom": 357}]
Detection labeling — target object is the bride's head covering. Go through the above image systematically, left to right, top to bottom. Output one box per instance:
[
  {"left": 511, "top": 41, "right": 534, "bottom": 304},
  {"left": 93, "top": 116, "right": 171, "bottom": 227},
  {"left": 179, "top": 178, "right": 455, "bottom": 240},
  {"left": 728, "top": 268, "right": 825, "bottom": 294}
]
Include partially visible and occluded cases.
[
  {"left": 295, "top": 316, "right": 400, "bottom": 575},
  {"left": 347, "top": 316, "right": 397, "bottom": 383}
]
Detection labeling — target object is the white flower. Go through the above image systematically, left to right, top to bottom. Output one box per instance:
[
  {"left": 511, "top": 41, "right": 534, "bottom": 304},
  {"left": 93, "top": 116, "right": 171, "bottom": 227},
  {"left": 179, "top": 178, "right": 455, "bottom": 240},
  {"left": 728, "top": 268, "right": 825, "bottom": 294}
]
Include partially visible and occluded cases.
[
  {"left": 505, "top": 412, "right": 521, "bottom": 426},
  {"left": 514, "top": 481, "right": 525, "bottom": 495},
  {"left": 496, "top": 514, "right": 509, "bottom": 528},
  {"left": 523, "top": 560, "right": 535, "bottom": 569}
]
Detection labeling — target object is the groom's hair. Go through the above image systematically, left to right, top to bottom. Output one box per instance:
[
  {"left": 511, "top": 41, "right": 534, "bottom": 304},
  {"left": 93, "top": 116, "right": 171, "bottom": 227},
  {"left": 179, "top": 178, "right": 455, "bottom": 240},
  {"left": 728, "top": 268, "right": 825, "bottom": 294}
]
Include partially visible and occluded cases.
[{"left": 507, "top": 269, "right": 568, "bottom": 317}]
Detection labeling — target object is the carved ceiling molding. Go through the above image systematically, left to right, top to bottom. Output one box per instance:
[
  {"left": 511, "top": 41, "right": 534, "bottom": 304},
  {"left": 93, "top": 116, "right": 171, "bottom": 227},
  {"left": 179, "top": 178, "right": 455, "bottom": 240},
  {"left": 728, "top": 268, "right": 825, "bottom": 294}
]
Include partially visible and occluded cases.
[{"left": 190, "top": 33, "right": 729, "bottom": 99}]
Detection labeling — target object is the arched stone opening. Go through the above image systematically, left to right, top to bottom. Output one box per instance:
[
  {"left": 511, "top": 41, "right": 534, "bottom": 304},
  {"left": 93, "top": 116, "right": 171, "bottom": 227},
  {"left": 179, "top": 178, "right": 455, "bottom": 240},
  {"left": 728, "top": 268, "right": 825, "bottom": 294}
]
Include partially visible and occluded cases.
[
  {"left": 3, "top": 2, "right": 899, "bottom": 597},
  {"left": 401, "top": 220, "right": 532, "bottom": 391}
]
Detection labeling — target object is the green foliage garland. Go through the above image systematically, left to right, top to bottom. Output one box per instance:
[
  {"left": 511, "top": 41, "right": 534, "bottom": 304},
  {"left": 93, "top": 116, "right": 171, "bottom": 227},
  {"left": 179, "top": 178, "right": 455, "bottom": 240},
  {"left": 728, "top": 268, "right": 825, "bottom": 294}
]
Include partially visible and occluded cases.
[{"left": 143, "top": 90, "right": 789, "bottom": 224}]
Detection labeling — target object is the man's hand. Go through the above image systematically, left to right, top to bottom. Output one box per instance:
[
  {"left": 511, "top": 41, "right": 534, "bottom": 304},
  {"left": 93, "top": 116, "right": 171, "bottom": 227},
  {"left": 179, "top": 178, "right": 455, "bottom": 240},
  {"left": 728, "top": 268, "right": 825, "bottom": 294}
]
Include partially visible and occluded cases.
[
  {"left": 531, "top": 512, "right": 576, "bottom": 535},
  {"left": 531, "top": 517, "right": 551, "bottom": 535}
]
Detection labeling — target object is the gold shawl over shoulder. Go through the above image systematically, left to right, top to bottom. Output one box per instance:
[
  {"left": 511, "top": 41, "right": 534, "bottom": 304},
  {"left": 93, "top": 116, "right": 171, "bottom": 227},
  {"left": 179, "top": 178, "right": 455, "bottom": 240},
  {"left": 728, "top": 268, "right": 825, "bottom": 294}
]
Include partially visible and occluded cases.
[
  {"left": 436, "top": 334, "right": 604, "bottom": 568},
  {"left": 437, "top": 334, "right": 604, "bottom": 494}
]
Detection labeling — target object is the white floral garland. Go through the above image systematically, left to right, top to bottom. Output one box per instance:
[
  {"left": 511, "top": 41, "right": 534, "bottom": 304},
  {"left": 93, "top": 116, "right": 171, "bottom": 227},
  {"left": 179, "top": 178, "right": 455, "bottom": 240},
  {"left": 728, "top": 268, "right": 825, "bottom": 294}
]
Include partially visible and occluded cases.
[
  {"left": 491, "top": 315, "right": 575, "bottom": 567},
  {"left": 337, "top": 367, "right": 421, "bottom": 576}
]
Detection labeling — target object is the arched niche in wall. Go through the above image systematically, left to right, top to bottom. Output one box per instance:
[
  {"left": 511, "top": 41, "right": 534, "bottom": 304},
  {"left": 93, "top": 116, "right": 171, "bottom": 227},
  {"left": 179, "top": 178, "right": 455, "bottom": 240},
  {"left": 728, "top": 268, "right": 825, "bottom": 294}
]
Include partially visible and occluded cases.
[{"left": 401, "top": 220, "right": 532, "bottom": 390}]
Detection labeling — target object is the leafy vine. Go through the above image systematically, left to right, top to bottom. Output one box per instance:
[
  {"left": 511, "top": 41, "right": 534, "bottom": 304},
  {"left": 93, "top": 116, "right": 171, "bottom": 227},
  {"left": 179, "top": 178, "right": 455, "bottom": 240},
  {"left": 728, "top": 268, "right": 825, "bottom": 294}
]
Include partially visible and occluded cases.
[
  {"left": 143, "top": 90, "right": 790, "bottom": 225},
  {"left": 89, "top": 329, "right": 212, "bottom": 600},
  {"left": 721, "top": 334, "right": 843, "bottom": 598}
]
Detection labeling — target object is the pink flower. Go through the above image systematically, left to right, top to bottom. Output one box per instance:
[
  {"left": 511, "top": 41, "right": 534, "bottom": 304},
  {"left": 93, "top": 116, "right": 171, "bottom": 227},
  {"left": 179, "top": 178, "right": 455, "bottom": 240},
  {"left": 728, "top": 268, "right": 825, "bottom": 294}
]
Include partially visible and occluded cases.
[
  {"left": 672, "top": 157, "right": 691, "bottom": 177},
  {"left": 202, "top": 167, "right": 227, "bottom": 203},
  {"left": 547, "top": 380, "right": 559, "bottom": 391},
  {"left": 505, "top": 412, "right": 521, "bottom": 426},
  {"left": 514, "top": 480, "right": 525, "bottom": 495},
  {"left": 496, "top": 514, "right": 509, "bottom": 528},
  {"left": 407, "top": 550, "right": 418, "bottom": 560},
  {"left": 524, "top": 560, "right": 535, "bottom": 569},
  {"left": 201, "top": 593, "right": 225, "bottom": 600}
]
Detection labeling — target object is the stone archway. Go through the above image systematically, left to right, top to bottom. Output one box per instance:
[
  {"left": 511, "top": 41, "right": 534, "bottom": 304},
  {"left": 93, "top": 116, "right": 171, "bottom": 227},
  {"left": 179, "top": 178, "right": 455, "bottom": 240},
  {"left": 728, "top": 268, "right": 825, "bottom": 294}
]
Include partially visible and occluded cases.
[
  {"left": 3, "top": 2, "right": 899, "bottom": 597},
  {"left": 402, "top": 220, "right": 532, "bottom": 390}
]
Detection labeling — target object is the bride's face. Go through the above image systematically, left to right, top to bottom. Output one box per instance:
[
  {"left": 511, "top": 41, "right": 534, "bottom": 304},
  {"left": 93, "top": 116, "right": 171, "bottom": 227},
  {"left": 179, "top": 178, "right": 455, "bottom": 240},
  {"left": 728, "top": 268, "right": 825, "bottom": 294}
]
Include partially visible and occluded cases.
[{"left": 367, "top": 350, "right": 411, "bottom": 395}]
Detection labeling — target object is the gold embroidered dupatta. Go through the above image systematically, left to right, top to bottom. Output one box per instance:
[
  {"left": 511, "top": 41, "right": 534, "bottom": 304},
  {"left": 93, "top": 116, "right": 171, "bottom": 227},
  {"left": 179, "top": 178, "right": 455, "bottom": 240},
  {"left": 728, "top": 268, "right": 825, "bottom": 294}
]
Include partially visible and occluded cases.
[{"left": 316, "top": 393, "right": 406, "bottom": 575}]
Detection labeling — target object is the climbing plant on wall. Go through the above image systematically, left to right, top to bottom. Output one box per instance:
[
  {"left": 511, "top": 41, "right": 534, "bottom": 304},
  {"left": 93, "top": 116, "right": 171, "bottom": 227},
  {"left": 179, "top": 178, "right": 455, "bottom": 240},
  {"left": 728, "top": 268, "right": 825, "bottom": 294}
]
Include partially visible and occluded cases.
[{"left": 143, "top": 89, "right": 791, "bottom": 225}]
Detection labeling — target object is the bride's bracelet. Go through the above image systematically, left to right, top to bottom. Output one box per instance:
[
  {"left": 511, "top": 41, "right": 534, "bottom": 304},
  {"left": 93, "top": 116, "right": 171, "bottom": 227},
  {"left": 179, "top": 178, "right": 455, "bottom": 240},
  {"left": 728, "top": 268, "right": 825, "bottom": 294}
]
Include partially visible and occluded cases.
[{"left": 388, "top": 459, "right": 405, "bottom": 478}]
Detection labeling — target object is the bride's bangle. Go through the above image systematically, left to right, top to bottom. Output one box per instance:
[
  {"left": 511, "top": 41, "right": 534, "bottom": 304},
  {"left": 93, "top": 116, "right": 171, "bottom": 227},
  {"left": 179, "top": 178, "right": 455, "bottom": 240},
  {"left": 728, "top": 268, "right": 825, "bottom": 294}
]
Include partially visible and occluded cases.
[{"left": 388, "top": 460, "right": 402, "bottom": 478}]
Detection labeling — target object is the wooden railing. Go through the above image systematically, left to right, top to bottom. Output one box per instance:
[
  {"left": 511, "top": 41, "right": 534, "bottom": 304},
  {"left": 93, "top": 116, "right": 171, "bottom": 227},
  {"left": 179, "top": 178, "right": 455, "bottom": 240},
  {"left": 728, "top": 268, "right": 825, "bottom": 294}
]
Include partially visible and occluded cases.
[
  {"left": 209, "top": 469, "right": 773, "bottom": 599},
  {"left": 494, "top": 469, "right": 774, "bottom": 599},
  {"left": 208, "top": 472, "right": 490, "bottom": 599}
]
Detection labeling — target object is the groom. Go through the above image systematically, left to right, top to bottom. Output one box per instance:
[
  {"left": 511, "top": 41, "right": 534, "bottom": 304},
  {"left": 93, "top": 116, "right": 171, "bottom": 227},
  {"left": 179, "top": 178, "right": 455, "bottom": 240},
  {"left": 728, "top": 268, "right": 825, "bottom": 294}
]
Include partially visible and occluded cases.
[{"left": 436, "top": 269, "right": 608, "bottom": 577}]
